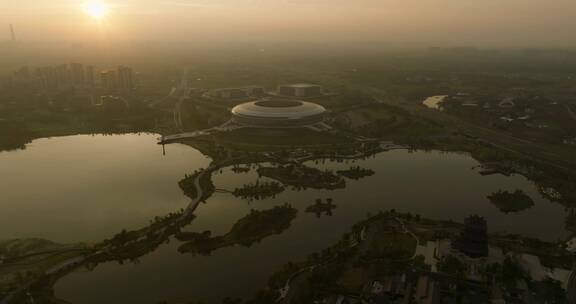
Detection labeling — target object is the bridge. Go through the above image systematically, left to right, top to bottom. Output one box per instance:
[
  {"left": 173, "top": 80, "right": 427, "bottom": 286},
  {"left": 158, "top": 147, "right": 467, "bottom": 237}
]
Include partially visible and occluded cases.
[
  {"left": 158, "top": 119, "right": 244, "bottom": 144},
  {"left": 158, "top": 120, "right": 336, "bottom": 145}
]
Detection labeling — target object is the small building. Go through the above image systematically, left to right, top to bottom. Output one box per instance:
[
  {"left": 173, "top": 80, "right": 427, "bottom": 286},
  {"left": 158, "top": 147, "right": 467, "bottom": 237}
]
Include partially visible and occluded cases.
[
  {"left": 277, "top": 83, "right": 323, "bottom": 98},
  {"left": 208, "top": 86, "right": 266, "bottom": 101},
  {"left": 242, "top": 86, "right": 266, "bottom": 97},
  {"left": 211, "top": 88, "right": 250, "bottom": 100},
  {"left": 93, "top": 95, "right": 128, "bottom": 112},
  {"left": 498, "top": 97, "right": 516, "bottom": 108},
  {"left": 462, "top": 100, "right": 479, "bottom": 107},
  {"left": 517, "top": 115, "right": 530, "bottom": 121},
  {"left": 499, "top": 116, "right": 514, "bottom": 123},
  {"left": 564, "top": 138, "right": 576, "bottom": 146},
  {"left": 379, "top": 275, "right": 408, "bottom": 298}
]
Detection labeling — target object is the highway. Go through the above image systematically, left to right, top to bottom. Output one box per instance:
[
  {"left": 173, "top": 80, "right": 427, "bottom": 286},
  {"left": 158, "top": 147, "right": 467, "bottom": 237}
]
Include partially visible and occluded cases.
[{"left": 404, "top": 102, "right": 576, "bottom": 173}]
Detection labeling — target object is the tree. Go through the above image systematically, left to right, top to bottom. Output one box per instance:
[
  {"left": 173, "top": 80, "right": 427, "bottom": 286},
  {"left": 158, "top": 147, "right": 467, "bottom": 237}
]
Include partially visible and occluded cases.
[
  {"left": 437, "top": 255, "right": 466, "bottom": 278},
  {"left": 502, "top": 257, "right": 526, "bottom": 288}
]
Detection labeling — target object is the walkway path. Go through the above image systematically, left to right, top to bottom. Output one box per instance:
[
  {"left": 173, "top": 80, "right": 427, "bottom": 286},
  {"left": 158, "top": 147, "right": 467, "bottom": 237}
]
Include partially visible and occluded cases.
[{"left": 394, "top": 217, "right": 420, "bottom": 259}]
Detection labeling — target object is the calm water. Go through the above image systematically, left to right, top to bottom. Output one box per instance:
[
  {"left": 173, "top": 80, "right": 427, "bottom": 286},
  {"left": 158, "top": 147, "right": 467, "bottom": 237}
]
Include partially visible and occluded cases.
[
  {"left": 0, "top": 134, "right": 567, "bottom": 303},
  {"left": 0, "top": 134, "right": 210, "bottom": 242}
]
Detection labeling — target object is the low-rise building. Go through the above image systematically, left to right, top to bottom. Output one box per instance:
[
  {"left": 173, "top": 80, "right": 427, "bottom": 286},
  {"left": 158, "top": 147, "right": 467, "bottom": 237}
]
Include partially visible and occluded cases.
[
  {"left": 277, "top": 83, "right": 323, "bottom": 98},
  {"left": 207, "top": 86, "right": 265, "bottom": 101},
  {"left": 211, "top": 88, "right": 249, "bottom": 100},
  {"left": 498, "top": 97, "right": 516, "bottom": 108},
  {"left": 414, "top": 275, "right": 436, "bottom": 304}
]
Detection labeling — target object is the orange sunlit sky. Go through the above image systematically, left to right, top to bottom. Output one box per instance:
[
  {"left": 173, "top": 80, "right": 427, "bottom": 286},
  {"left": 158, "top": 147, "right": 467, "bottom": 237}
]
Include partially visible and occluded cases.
[{"left": 1, "top": 0, "right": 576, "bottom": 46}]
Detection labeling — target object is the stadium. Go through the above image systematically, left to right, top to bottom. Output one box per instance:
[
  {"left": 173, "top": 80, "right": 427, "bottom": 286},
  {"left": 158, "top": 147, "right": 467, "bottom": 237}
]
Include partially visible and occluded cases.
[{"left": 231, "top": 98, "right": 327, "bottom": 127}]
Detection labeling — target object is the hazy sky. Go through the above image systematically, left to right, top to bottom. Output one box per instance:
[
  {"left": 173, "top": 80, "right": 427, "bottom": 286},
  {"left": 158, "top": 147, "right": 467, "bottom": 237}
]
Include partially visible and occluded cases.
[{"left": 1, "top": 0, "right": 575, "bottom": 47}]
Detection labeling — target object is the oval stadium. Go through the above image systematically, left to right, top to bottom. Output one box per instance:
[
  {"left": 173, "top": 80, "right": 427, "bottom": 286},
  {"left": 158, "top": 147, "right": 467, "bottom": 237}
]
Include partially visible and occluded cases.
[{"left": 231, "top": 98, "right": 327, "bottom": 127}]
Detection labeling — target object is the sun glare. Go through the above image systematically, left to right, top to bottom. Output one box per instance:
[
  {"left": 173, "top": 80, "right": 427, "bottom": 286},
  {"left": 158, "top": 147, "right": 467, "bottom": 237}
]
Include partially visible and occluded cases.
[{"left": 83, "top": 1, "right": 109, "bottom": 20}]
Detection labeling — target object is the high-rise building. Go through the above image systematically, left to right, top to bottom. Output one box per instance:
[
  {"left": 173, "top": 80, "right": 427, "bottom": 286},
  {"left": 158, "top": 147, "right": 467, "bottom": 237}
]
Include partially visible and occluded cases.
[
  {"left": 8, "top": 63, "right": 100, "bottom": 91},
  {"left": 70, "top": 63, "right": 85, "bottom": 86},
  {"left": 55, "top": 64, "right": 69, "bottom": 88},
  {"left": 14, "top": 66, "right": 31, "bottom": 80},
  {"left": 37, "top": 66, "right": 58, "bottom": 90},
  {"left": 85, "top": 66, "right": 95, "bottom": 87},
  {"left": 117, "top": 66, "right": 135, "bottom": 91},
  {"left": 100, "top": 70, "right": 118, "bottom": 91},
  {"left": 0, "top": 76, "right": 13, "bottom": 89}
]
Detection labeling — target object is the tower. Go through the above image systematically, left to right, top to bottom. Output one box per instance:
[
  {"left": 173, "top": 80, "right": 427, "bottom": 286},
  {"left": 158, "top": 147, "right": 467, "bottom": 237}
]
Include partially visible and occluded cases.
[
  {"left": 10, "top": 24, "right": 15, "bottom": 41},
  {"left": 70, "top": 63, "right": 85, "bottom": 86},
  {"left": 85, "top": 66, "right": 95, "bottom": 87},
  {"left": 117, "top": 66, "right": 134, "bottom": 91},
  {"left": 100, "top": 70, "right": 118, "bottom": 91}
]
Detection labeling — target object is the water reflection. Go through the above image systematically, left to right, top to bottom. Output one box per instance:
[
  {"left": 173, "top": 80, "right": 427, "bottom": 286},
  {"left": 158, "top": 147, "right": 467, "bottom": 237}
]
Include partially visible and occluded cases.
[
  {"left": 0, "top": 134, "right": 210, "bottom": 242},
  {"left": 1, "top": 134, "right": 571, "bottom": 303},
  {"left": 54, "top": 143, "right": 569, "bottom": 303},
  {"left": 337, "top": 166, "right": 375, "bottom": 180},
  {"left": 231, "top": 181, "right": 285, "bottom": 202},
  {"left": 487, "top": 189, "right": 535, "bottom": 213},
  {"left": 305, "top": 199, "right": 337, "bottom": 218},
  {"left": 178, "top": 204, "right": 298, "bottom": 256}
]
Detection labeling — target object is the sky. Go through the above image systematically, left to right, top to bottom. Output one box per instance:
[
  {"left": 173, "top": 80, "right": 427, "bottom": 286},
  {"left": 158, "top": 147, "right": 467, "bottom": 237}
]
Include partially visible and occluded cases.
[{"left": 1, "top": 0, "right": 575, "bottom": 47}]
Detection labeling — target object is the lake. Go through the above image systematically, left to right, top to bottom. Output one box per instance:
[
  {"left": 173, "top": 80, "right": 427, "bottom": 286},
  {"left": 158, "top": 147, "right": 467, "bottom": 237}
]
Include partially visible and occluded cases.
[
  {"left": 0, "top": 134, "right": 567, "bottom": 303},
  {"left": 0, "top": 134, "right": 210, "bottom": 243}
]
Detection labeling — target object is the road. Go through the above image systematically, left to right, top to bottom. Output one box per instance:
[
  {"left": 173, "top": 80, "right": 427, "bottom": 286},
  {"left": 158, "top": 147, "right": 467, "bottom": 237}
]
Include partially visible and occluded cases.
[
  {"left": 405, "top": 103, "right": 576, "bottom": 172},
  {"left": 159, "top": 119, "right": 244, "bottom": 144},
  {"left": 277, "top": 265, "right": 316, "bottom": 302}
]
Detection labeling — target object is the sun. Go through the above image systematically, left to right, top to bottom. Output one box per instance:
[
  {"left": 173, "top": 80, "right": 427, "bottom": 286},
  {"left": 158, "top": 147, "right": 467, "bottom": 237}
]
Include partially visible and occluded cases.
[{"left": 83, "top": 1, "right": 109, "bottom": 20}]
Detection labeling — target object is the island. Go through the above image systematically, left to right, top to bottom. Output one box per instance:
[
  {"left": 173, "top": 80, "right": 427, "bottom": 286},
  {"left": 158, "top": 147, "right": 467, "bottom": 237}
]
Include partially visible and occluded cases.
[
  {"left": 257, "top": 164, "right": 345, "bottom": 190},
  {"left": 337, "top": 166, "right": 375, "bottom": 180},
  {"left": 233, "top": 181, "right": 285, "bottom": 201},
  {"left": 487, "top": 189, "right": 535, "bottom": 213},
  {"left": 178, "top": 204, "right": 298, "bottom": 255}
]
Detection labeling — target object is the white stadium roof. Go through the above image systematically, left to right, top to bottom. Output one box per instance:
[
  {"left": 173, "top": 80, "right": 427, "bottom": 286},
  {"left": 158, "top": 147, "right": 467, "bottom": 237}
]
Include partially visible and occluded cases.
[{"left": 231, "top": 99, "right": 326, "bottom": 121}]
